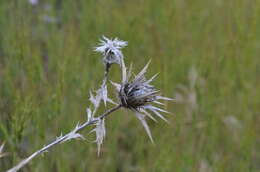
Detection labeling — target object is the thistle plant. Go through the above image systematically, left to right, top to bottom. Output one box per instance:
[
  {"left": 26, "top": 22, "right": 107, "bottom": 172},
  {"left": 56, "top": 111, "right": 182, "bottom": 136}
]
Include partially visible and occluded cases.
[{"left": 6, "top": 36, "right": 172, "bottom": 172}]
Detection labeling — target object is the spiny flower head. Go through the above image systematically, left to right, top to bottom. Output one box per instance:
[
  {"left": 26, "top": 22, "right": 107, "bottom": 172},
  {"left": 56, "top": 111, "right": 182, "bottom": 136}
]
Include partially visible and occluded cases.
[
  {"left": 95, "top": 36, "right": 127, "bottom": 68},
  {"left": 112, "top": 61, "right": 173, "bottom": 142},
  {"left": 119, "top": 61, "right": 159, "bottom": 109}
]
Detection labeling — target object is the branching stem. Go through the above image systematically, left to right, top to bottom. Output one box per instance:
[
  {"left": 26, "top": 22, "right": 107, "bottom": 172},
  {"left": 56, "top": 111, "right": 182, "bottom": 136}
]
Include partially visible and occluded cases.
[{"left": 6, "top": 104, "right": 122, "bottom": 172}]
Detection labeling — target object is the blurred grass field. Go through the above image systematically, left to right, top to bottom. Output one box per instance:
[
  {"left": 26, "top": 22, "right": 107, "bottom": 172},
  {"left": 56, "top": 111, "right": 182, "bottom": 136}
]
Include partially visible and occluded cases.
[{"left": 0, "top": 0, "right": 259, "bottom": 171}]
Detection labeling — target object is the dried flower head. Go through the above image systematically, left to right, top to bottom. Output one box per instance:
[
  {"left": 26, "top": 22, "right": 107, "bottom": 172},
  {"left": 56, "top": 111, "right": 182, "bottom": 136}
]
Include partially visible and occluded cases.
[
  {"left": 95, "top": 36, "right": 127, "bottom": 70},
  {"left": 112, "top": 61, "right": 173, "bottom": 142},
  {"left": 119, "top": 62, "right": 158, "bottom": 109}
]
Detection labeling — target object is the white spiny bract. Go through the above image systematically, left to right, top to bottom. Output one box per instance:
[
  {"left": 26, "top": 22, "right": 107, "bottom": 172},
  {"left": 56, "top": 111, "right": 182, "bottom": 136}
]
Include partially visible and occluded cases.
[
  {"left": 95, "top": 36, "right": 127, "bottom": 67},
  {"left": 114, "top": 61, "right": 172, "bottom": 142},
  {"left": 98, "top": 81, "right": 117, "bottom": 106},
  {"left": 89, "top": 82, "right": 116, "bottom": 111},
  {"left": 89, "top": 91, "right": 101, "bottom": 110},
  {"left": 86, "top": 108, "right": 92, "bottom": 122},
  {"left": 91, "top": 118, "right": 106, "bottom": 156},
  {"left": 61, "top": 123, "right": 85, "bottom": 143}
]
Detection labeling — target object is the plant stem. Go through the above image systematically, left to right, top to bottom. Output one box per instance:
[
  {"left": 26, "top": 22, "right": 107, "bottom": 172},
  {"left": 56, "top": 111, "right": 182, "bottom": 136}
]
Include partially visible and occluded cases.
[
  {"left": 6, "top": 104, "right": 122, "bottom": 172},
  {"left": 100, "top": 104, "right": 122, "bottom": 119}
]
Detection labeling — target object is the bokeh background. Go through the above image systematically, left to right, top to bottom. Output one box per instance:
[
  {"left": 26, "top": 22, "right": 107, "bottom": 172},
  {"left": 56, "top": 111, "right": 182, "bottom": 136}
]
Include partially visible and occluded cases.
[{"left": 0, "top": 0, "right": 259, "bottom": 171}]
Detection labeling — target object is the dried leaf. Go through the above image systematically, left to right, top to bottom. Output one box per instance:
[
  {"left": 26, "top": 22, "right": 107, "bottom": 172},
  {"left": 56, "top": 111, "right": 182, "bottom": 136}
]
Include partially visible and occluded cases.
[
  {"left": 100, "top": 83, "right": 108, "bottom": 106},
  {"left": 89, "top": 91, "right": 101, "bottom": 109},
  {"left": 92, "top": 118, "right": 106, "bottom": 156},
  {"left": 61, "top": 123, "right": 85, "bottom": 143}
]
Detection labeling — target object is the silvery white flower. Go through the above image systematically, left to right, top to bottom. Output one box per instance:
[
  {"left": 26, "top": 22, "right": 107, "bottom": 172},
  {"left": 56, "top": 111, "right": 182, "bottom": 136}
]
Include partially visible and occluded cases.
[{"left": 95, "top": 36, "right": 127, "bottom": 68}]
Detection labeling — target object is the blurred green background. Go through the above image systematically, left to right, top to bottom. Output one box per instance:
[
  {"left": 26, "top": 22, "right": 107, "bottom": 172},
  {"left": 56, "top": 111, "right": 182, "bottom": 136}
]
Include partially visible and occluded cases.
[{"left": 0, "top": 0, "right": 259, "bottom": 171}]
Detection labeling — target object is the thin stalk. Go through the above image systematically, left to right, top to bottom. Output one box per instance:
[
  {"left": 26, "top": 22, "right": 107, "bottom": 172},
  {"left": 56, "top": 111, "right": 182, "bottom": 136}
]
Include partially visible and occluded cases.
[
  {"left": 92, "top": 65, "right": 110, "bottom": 116},
  {"left": 6, "top": 105, "right": 122, "bottom": 172}
]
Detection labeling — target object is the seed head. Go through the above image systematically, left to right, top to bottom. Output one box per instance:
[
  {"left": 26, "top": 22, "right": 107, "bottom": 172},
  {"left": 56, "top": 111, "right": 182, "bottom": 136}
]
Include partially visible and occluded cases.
[
  {"left": 95, "top": 36, "right": 127, "bottom": 68},
  {"left": 112, "top": 61, "right": 173, "bottom": 142},
  {"left": 118, "top": 61, "right": 158, "bottom": 109}
]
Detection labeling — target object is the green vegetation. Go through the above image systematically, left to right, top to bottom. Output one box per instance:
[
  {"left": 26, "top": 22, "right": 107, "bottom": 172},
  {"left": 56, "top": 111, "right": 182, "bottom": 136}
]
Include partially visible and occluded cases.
[{"left": 0, "top": 0, "right": 259, "bottom": 171}]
